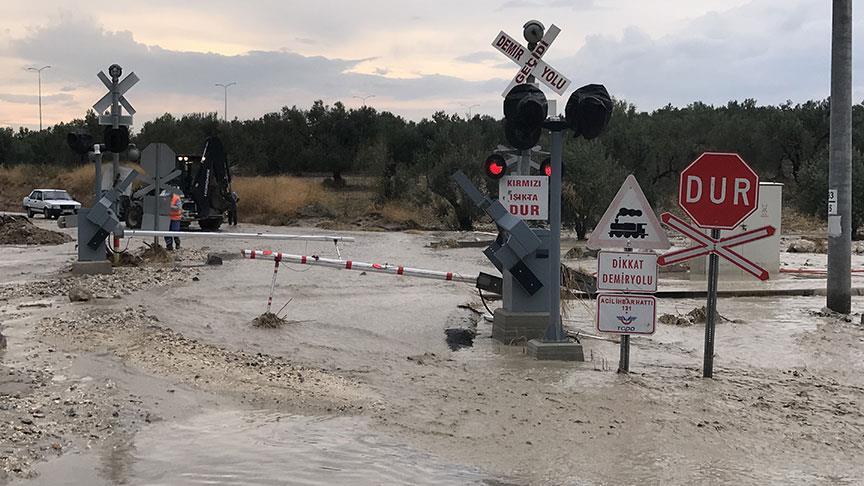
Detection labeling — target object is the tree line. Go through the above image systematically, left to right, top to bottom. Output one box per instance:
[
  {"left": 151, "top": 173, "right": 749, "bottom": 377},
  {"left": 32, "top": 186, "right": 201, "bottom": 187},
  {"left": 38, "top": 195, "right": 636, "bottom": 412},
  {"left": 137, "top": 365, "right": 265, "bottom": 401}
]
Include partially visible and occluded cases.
[{"left": 1, "top": 98, "right": 862, "bottom": 236}]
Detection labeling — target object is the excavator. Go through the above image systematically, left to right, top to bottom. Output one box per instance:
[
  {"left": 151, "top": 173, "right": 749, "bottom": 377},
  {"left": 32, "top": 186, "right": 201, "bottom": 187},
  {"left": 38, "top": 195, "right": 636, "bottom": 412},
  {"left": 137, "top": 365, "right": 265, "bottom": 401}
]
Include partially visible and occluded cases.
[{"left": 123, "top": 136, "right": 234, "bottom": 230}]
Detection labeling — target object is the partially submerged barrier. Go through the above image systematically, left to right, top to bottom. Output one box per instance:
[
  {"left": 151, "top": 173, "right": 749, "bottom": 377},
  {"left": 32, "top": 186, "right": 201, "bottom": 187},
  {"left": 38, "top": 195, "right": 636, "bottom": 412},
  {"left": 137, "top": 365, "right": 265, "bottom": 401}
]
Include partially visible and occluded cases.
[
  {"left": 122, "top": 230, "right": 355, "bottom": 243},
  {"left": 242, "top": 249, "right": 501, "bottom": 292}
]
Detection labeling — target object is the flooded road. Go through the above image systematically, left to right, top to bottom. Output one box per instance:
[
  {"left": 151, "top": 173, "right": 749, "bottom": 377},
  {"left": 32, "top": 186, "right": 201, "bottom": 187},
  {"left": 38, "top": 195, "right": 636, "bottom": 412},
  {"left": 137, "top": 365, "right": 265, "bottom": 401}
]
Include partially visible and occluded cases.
[
  {"left": 2, "top": 221, "right": 864, "bottom": 485},
  {"left": 31, "top": 410, "right": 512, "bottom": 485}
]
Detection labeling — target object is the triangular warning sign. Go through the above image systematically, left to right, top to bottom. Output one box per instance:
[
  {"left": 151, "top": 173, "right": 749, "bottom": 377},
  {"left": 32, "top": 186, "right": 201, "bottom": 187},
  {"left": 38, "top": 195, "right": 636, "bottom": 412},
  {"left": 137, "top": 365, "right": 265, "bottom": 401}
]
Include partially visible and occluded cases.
[{"left": 586, "top": 174, "right": 671, "bottom": 250}]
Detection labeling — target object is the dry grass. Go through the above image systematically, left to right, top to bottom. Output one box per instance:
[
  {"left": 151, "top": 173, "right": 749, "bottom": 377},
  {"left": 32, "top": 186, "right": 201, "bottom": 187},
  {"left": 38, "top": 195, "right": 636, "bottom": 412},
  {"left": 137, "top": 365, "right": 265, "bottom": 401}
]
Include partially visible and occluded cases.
[
  {"left": 0, "top": 163, "right": 142, "bottom": 210},
  {"left": 1, "top": 166, "right": 440, "bottom": 231},
  {"left": 232, "top": 176, "right": 327, "bottom": 226},
  {"left": 376, "top": 202, "right": 422, "bottom": 226}
]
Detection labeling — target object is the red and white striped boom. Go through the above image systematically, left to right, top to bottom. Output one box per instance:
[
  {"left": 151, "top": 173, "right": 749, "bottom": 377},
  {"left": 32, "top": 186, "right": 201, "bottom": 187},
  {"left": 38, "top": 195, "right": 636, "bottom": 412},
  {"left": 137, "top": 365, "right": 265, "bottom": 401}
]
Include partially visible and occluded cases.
[
  {"left": 122, "top": 230, "right": 354, "bottom": 243},
  {"left": 242, "top": 249, "right": 477, "bottom": 285}
]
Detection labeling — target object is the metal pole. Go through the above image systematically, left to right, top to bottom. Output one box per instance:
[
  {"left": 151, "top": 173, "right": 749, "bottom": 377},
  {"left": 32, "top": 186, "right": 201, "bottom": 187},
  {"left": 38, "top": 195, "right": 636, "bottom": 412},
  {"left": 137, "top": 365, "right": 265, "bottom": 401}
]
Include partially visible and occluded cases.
[
  {"left": 827, "top": 0, "right": 853, "bottom": 314},
  {"left": 27, "top": 66, "right": 50, "bottom": 130},
  {"left": 37, "top": 70, "right": 43, "bottom": 131},
  {"left": 110, "top": 71, "right": 121, "bottom": 215},
  {"left": 216, "top": 83, "right": 236, "bottom": 121},
  {"left": 544, "top": 129, "right": 565, "bottom": 342},
  {"left": 91, "top": 147, "right": 102, "bottom": 201},
  {"left": 153, "top": 149, "right": 160, "bottom": 245},
  {"left": 703, "top": 229, "right": 721, "bottom": 378},
  {"left": 618, "top": 246, "right": 633, "bottom": 374},
  {"left": 266, "top": 256, "right": 281, "bottom": 313}
]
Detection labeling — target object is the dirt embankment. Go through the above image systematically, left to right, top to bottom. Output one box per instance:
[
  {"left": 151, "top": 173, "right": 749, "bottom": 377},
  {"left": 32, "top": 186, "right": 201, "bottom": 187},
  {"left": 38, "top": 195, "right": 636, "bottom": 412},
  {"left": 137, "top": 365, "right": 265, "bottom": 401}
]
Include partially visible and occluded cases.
[{"left": 0, "top": 215, "right": 71, "bottom": 246}]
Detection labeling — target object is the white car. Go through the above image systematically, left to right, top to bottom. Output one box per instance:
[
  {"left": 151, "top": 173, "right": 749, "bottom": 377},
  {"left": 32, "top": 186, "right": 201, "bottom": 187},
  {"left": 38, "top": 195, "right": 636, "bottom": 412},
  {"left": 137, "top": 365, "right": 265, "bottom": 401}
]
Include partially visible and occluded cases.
[{"left": 22, "top": 189, "right": 81, "bottom": 219}]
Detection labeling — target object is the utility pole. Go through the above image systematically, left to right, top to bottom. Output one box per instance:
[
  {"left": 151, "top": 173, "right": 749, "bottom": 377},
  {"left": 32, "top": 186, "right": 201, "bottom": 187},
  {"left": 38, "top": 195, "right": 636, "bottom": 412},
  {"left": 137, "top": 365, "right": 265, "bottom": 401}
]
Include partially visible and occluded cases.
[
  {"left": 827, "top": 0, "right": 852, "bottom": 314},
  {"left": 26, "top": 65, "right": 51, "bottom": 130},
  {"left": 215, "top": 82, "right": 236, "bottom": 121}
]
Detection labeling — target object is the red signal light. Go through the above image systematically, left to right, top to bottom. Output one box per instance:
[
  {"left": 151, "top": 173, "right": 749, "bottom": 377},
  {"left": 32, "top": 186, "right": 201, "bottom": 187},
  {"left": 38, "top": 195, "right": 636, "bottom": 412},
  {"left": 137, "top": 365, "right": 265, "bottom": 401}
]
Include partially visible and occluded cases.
[
  {"left": 483, "top": 154, "right": 507, "bottom": 179},
  {"left": 540, "top": 158, "right": 552, "bottom": 177}
]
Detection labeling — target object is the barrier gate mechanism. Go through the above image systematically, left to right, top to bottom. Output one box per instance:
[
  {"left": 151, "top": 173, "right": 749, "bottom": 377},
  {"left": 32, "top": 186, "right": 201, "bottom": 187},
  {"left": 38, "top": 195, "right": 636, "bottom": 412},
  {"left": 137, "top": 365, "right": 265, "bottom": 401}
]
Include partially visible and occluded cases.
[
  {"left": 78, "top": 170, "right": 138, "bottom": 262},
  {"left": 242, "top": 249, "right": 503, "bottom": 314}
]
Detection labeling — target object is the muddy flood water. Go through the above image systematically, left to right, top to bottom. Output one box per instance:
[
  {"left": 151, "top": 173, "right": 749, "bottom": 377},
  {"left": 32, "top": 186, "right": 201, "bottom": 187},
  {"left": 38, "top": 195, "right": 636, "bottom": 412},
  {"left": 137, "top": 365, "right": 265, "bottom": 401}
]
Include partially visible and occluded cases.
[
  {"left": 2, "top": 220, "right": 864, "bottom": 485},
  {"left": 31, "top": 410, "right": 512, "bottom": 485}
]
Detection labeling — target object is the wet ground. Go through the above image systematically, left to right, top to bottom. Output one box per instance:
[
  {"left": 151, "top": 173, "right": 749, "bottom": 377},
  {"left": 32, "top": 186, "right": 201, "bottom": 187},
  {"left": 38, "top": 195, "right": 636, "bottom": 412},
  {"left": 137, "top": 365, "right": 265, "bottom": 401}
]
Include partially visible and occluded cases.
[{"left": 1, "top": 220, "right": 863, "bottom": 485}]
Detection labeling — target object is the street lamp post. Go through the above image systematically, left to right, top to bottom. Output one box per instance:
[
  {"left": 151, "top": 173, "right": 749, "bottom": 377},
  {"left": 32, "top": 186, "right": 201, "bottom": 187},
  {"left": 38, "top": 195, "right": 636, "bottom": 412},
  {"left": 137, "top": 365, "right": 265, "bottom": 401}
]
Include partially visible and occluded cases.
[
  {"left": 26, "top": 65, "right": 51, "bottom": 130},
  {"left": 215, "top": 82, "right": 236, "bottom": 121},
  {"left": 353, "top": 94, "right": 375, "bottom": 106},
  {"left": 463, "top": 103, "right": 481, "bottom": 118}
]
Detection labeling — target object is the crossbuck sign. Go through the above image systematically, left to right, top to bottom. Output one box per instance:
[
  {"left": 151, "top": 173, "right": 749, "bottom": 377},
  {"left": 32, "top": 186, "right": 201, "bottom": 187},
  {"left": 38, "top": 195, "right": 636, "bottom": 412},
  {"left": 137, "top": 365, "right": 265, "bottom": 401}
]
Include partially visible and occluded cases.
[
  {"left": 493, "top": 25, "right": 572, "bottom": 96},
  {"left": 93, "top": 70, "right": 139, "bottom": 126},
  {"left": 657, "top": 212, "right": 775, "bottom": 281}
]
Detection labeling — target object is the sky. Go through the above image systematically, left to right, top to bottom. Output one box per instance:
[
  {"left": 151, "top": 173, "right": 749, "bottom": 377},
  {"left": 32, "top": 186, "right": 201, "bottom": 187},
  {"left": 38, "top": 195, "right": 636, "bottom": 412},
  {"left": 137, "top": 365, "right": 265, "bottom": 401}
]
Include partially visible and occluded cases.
[{"left": 1, "top": 0, "right": 862, "bottom": 130}]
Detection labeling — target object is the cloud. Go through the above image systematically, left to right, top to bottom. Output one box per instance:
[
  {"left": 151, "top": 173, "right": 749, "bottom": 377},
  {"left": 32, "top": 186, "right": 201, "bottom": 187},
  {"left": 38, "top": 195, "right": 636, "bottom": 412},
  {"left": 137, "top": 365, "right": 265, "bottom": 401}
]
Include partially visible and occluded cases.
[
  {"left": 498, "top": 0, "right": 599, "bottom": 10},
  {"left": 554, "top": 0, "right": 864, "bottom": 109},
  {"left": 1, "top": 15, "right": 504, "bottom": 124},
  {"left": 455, "top": 51, "right": 499, "bottom": 64},
  {"left": 0, "top": 92, "right": 74, "bottom": 104}
]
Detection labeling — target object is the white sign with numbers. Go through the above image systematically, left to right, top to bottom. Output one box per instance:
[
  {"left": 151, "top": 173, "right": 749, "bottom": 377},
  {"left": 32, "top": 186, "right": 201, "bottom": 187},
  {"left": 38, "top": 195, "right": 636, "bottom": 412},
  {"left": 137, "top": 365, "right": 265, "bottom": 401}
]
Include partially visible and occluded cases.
[{"left": 596, "top": 293, "right": 656, "bottom": 335}]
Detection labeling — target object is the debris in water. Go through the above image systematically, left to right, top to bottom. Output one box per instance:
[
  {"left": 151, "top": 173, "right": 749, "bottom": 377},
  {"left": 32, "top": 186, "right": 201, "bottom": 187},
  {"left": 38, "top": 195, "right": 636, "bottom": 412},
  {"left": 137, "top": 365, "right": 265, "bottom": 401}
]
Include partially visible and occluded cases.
[
  {"left": 787, "top": 238, "right": 826, "bottom": 254},
  {"left": 563, "top": 246, "right": 583, "bottom": 259},
  {"left": 658, "top": 306, "right": 738, "bottom": 326},
  {"left": 687, "top": 306, "right": 710, "bottom": 323},
  {"left": 444, "top": 308, "right": 479, "bottom": 350},
  {"left": 253, "top": 312, "right": 287, "bottom": 328},
  {"left": 658, "top": 313, "right": 692, "bottom": 327},
  {"left": 445, "top": 327, "right": 476, "bottom": 350},
  {"left": 406, "top": 352, "right": 439, "bottom": 365}
]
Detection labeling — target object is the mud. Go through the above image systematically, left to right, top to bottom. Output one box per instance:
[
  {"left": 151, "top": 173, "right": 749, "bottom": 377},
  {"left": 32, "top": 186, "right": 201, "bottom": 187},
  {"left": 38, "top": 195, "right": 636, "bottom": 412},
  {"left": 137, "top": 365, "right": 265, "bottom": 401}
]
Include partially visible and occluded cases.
[
  {"left": 0, "top": 215, "right": 71, "bottom": 246},
  {"left": 0, "top": 221, "right": 863, "bottom": 484},
  {"left": 252, "top": 311, "right": 288, "bottom": 328}
]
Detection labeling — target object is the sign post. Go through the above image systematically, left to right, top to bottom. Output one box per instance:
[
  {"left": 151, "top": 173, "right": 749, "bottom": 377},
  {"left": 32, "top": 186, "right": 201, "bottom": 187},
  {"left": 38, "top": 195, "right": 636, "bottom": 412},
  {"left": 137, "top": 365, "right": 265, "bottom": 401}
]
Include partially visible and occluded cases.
[
  {"left": 658, "top": 152, "right": 773, "bottom": 378},
  {"left": 590, "top": 175, "right": 667, "bottom": 372}
]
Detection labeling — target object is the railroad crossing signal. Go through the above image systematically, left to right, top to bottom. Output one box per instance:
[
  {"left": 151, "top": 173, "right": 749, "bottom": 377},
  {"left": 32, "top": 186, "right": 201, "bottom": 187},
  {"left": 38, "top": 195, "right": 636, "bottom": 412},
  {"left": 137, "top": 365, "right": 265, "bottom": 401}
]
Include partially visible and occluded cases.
[
  {"left": 492, "top": 24, "right": 571, "bottom": 96},
  {"left": 93, "top": 65, "right": 139, "bottom": 126},
  {"left": 504, "top": 84, "right": 548, "bottom": 149},
  {"left": 483, "top": 154, "right": 507, "bottom": 179},
  {"left": 657, "top": 212, "right": 775, "bottom": 281}
]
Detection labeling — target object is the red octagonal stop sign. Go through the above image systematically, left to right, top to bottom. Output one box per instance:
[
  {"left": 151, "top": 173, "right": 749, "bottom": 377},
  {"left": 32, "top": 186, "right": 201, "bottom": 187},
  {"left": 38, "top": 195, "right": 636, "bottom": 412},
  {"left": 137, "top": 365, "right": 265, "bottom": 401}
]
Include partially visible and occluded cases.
[{"left": 678, "top": 152, "right": 759, "bottom": 230}]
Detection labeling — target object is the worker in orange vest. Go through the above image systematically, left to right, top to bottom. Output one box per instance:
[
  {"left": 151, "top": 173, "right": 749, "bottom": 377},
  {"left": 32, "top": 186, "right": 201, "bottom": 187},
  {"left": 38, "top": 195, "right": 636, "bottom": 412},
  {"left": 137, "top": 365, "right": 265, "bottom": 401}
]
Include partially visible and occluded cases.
[{"left": 162, "top": 190, "right": 183, "bottom": 251}]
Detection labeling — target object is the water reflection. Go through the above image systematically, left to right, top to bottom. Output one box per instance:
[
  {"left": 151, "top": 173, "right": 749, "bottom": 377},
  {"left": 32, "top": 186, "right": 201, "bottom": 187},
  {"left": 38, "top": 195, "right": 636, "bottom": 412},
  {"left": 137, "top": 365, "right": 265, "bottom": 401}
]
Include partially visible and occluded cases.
[{"left": 125, "top": 410, "right": 503, "bottom": 485}]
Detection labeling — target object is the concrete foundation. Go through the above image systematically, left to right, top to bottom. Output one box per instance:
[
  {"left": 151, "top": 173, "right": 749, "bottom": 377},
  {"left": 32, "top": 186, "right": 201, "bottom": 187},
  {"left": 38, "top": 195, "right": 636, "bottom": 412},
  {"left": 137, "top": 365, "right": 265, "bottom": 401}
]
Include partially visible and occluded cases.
[
  {"left": 71, "top": 260, "right": 113, "bottom": 276},
  {"left": 492, "top": 309, "right": 550, "bottom": 344},
  {"left": 526, "top": 339, "right": 585, "bottom": 361}
]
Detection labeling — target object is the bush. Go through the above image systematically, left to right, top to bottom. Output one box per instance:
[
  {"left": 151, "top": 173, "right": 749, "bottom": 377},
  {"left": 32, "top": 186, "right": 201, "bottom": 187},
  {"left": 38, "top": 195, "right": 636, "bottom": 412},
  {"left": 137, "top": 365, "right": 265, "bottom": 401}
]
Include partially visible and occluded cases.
[
  {"left": 561, "top": 140, "right": 628, "bottom": 239},
  {"left": 797, "top": 149, "right": 864, "bottom": 238}
]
